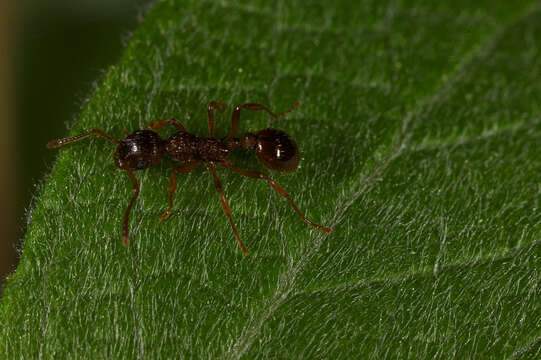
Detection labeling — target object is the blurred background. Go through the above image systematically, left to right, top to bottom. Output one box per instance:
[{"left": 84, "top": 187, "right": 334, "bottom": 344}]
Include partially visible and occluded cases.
[{"left": 0, "top": 0, "right": 155, "bottom": 293}]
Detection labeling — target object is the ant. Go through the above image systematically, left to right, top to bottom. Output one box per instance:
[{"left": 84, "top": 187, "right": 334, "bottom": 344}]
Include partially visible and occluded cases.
[{"left": 47, "top": 101, "right": 332, "bottom": 255}]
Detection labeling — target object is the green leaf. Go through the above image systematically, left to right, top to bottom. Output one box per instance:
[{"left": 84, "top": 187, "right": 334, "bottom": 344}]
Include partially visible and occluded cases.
[{"left": 2, "top": 0, "right": 541, "bottom": 358}]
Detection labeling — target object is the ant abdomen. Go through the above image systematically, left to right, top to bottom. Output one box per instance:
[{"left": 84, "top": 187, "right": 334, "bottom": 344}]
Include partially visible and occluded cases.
[
  {"left": 255, "top": 128, "right": 299, "bottom": 172},
  {"left": 114, "top": 130, "right": 164, "bottom": 170}
]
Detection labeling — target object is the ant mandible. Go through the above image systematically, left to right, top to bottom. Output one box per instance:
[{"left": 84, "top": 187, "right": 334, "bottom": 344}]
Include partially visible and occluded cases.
[{"left": 47, "top": 101, "right": 332, "bottom": 255}]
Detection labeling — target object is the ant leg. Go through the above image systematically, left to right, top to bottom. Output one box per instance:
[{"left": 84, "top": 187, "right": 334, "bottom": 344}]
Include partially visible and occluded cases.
[
  {"left": 207, "top": 101, "right": 226, "bottom": 138},
  {"left": 229, "top": 101, "right": 301, "bottom": 138},
  {"left": 146, "top": 118, "right": 186, "bottom": 132},
  {"left": 46, "top": 129, "right": 120, "bottom": 148},
  {"left": 159, "top": 160, "right": 200, "bottom": 221},
  {"left": 220, "top": 161, "right": 332, "bottom": 233},
  {"left": 206, "top": 162, "right": 249, "bottom": 255},
  {"left": 122, "top": 169, "right": 140, "bottom": 246}
]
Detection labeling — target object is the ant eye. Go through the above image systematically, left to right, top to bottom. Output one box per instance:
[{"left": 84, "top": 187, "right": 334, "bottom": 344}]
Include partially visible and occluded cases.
[{"left": 255, "top": 128, "right": 299, "bottom": 172}]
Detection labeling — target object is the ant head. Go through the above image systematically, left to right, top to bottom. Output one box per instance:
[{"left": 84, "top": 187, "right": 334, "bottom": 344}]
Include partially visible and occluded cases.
[
  {"left": 246, "top": 128, "right": 299, "bottom": 172},
  {"left": 114, "top": 130, "right": 165, "bottom": 170}
]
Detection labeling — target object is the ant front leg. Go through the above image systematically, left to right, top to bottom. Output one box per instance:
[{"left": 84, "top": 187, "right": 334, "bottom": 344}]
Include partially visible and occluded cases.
[
  {"left": 207, "top": 101, "right": 226, "bottom": 138},
  {"left": 229, "top": 101, "right": 301, "bottom": 138},
  {"left": 146, "top": 118, "right": 186, "bottom": 132},
  {"left": 159, "top": 161, "right": 200, "bottom": 221},
  {"left": 220, "top": 161, "right": 332, "bottom": 233},
  {"left": 206, "top": 162, "right": 249, "bottom": 255},
  {"left": 122, "top": 169, "right": 140, "bottom": 246}
]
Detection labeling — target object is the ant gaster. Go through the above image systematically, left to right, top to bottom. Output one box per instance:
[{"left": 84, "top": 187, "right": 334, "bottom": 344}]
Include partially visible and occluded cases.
[{"left": 47, "top": 101, "right": 332, "bottom": 255}]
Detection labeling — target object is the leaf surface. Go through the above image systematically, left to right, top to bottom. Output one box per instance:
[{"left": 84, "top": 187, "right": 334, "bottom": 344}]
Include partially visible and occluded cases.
[{"left": 2, "top": 0, "right": 541, "bottom": 358}]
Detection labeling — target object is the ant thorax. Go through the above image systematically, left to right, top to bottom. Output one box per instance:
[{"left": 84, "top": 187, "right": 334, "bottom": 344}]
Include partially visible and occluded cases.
[
  {"left": 165, "top": 131, "right": 230, "bottom": 162},
  {"left": 164, "top": 132, "right": 198, "bottom": 162}
]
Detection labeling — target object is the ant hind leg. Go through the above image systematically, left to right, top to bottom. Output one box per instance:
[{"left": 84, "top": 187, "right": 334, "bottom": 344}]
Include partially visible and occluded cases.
[
  {"left": 229, "top": 101, "right": 301, "bottom": 138},
  {"left": 220, "top": 160, "right": 332, "bottom": 233}
]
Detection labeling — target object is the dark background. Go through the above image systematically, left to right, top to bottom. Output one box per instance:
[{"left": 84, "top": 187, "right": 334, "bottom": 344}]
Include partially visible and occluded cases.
[{"left": 1, "top": 0, "right": 154, "bottom": 292}]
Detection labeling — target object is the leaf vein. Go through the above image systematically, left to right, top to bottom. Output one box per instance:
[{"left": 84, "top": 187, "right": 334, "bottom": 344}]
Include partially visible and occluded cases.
[
  {"left": 406, "top": 118, "right": 541, "bottom": 154},
  {"left": 290, "top": 238, "right": 540, "bottom": 298},
  {"left": 509, "top": 333, "right": 541, "bottom": 360}
]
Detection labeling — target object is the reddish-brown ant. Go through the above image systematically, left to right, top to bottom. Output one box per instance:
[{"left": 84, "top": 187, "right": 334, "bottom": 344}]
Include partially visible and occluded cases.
[{"left": 47, "top": 101, "right": 332, "bottom": 255}]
